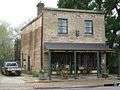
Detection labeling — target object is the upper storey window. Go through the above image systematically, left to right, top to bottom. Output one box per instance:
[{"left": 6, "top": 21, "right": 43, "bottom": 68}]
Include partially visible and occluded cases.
[
  {"left": 58, "top": 18, "right": 68, "bottom": 34},
  {"left": 84, "top": 20, "right": 93, "bottom": 34}
]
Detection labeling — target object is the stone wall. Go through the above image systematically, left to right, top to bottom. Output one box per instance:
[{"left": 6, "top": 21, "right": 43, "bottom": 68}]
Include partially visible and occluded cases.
[
  {"left": 43, "top": 9, "right": 106, "bottom": 43},
  {"left": 21, "top": 17, "right": 42, "bottom": 71}
]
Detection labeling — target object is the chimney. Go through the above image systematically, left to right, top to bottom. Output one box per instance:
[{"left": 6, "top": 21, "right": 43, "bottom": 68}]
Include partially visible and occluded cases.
[{"left": 37, "top": 2, "right": 44, "bottom": 16}]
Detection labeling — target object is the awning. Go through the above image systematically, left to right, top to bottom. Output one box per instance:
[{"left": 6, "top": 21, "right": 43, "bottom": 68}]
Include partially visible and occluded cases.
[{"left": 44, "top": 42, "right": 112, "bottom": 51}]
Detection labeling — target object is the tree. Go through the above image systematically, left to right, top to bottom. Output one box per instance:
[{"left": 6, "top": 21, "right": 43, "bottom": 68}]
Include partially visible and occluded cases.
[
  {"left": 58, "top": 0, "right": 92, "bottom": 10},
  {"left": 88, "top": 0, "right": 120, "bottom": 16},
  {"left": 89, "top": 0, "right": 104, "bottom": 11},
  {"left": 90, "top": 0, "right": 120, "bottom": 74},
  {"left": 90, "top": 0, "right": 120, "bottom": 49},
  {"left": 104, "top": 0, "right": 120, "bottom": 16},
  {"left": 0, "top": 21, "right": 15, "bottom": 62},
  {"left": 14, "top": 38, "right": 21, "bottom": 62}
]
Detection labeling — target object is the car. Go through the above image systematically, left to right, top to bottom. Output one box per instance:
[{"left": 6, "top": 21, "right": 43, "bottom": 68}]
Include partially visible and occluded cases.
[{"left": 1, "top": 61, "right": 21, "bottom": 76}]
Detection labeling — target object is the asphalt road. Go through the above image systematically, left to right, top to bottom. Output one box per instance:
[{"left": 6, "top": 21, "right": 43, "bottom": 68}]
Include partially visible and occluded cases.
[
  {"left": 0, "top": 74, "right": 120, "bottom": 90},
  {"left": 0, "top": 74, "right": 34, "bottom": 90}
]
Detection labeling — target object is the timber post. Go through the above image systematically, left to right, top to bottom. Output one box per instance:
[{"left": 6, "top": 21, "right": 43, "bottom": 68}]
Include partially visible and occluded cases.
[
  {"left": 48, "top": 50, "right": 51, "bottom": 80},
  {"left": 74, "top": 51, "right": 77, "bottom": 78},
  {"left": 97, "top": 51, "right": 101, "bottom": 78}
]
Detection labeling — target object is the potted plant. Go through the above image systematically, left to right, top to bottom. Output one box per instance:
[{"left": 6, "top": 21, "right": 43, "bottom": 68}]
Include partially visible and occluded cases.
[{"left": 39, "top": 69, "right": 48, "bottom": 80}]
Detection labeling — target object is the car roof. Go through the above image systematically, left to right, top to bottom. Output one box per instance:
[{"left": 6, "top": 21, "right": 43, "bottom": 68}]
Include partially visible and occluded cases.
[{"left": 4, "top": 61, "right": 17, "bottom": 63}]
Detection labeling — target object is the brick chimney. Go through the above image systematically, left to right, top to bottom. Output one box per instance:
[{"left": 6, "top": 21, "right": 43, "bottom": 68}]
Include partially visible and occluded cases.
[{"left": 37, "top": 2, "right": 44, "bottom": 16}]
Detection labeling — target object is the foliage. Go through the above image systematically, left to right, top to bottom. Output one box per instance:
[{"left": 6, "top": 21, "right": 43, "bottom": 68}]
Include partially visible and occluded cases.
[
  {"left": 58, "top": 0, "right": 92, "bottom": 10},
  {"left": 89, "top": 0, "right": 104, "bottom": 11},
  {"left": 89, "top": 0, "right": 120, "bottom": 40},
  {"left": 101, "top": 0, "right": 120, "bottom": 74},
  {"left": 104, "top": 0, "right": 120, "bottom": 16},
  {"left": 105, "top": 16, "right": 120, "bottom": 48},
  {"left": 0, "top": 21, "right": 15, "bottom": 61},
  {"left": 14, "top": 38, "right": 21, "bottom": 61},
  {"left": 107, "top": 53, "right": 118, "bottom": 74},
  {"left": 32, "top": 69, "right": 48, "bottom": 77},
  {"left": 39, "top": 69, "right": 48, "bottom": 74},
  {"left": 39, "top": 69, "right": 48, "bottom": 80},
  {"left": 32, "top": 70, "right": 39, "bottom": 77}
]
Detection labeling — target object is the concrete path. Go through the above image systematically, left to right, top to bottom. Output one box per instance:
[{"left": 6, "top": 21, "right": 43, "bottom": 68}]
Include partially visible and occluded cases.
[
  {"left": 0, "top": 74, "right": 120, "bottom": 90},
  {"left": 33, "top": 79, "right": 120, "bottom": 89}
]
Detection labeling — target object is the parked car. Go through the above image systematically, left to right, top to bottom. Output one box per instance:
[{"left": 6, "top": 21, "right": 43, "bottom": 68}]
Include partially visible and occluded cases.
[{"left": 1, "top": 61, "right": 21, "bottom": 76}]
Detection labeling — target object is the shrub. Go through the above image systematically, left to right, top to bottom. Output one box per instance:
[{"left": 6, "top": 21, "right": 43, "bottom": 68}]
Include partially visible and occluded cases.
[
  {"left": 32, "top": 69, "right": 48, "bottom": 78},
  {"left": 32, "top": 70, "right": 39, "bottom": 77}
]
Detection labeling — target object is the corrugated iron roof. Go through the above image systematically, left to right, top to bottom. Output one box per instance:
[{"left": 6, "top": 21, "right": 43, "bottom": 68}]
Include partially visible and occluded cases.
[{"left": 44, "top": 42, "right": 112, "bottom": 51}]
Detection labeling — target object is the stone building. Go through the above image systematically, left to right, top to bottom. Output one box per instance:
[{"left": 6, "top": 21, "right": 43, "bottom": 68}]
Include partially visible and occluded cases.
[{"left": 21, "top": 2, "right": 111, "bottom": 78}]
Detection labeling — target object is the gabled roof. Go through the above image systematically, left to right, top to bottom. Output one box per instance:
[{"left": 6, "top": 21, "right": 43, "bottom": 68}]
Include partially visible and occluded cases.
[{"left": 20, "top": 15, "right": 42, "bottom": 31}]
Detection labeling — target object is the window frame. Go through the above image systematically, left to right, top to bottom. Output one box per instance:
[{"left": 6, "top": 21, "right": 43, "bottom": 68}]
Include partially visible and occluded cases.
[
  {"left": 58, "top": 18, "right": 68, "bottom": 34},
  {"left": 84, "top": 20, "right": 93, "bottom": 34}
]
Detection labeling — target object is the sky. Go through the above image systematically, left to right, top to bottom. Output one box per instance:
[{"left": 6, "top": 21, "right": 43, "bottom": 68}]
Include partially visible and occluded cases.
[{"left": 0, "top": 0, "right": 58, "bottom": 28}]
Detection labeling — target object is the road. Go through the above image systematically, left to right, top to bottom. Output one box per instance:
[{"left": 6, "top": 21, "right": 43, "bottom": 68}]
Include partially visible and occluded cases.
[
  {"left": 0, "top": 74, "right": 120, "bottom": 90},
  {"left": 0, "top": 74, "right": 34, "bottom": 90}
]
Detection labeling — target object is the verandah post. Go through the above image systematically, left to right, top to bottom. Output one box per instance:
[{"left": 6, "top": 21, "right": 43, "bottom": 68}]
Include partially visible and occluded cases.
[
  {"left": 48, "top": 50, "right": 51, "bottom": 80},
  {"left": 74, "top": 51, "right": 77, "bottom": 78},
  {"left": 97, "top": 51, "right": 100, "bottom": 78}
]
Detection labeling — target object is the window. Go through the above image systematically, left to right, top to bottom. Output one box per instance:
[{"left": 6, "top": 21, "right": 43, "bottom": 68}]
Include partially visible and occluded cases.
[
  {"left": 58, "top": 18, "right": 68, "bottom": 34},
  {"left": 84, "top": 20, "right": 93, "bottom": 34},
  {"left": 5, "top": 62, "right": 18, "bottom": 67}
]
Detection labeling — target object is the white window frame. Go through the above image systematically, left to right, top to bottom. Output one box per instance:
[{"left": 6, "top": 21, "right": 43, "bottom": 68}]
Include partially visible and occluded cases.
[
  {"left": 58, "top": 18, "right": 68, "bottom": 34},
  {"left": 84, "top": 20, "right": 93, "bottom": 34}
]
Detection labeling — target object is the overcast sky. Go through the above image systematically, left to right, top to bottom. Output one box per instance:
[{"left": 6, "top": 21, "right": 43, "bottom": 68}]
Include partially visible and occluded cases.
[{"left": 0, "top": 0, "right": 58, "bottom": 28}]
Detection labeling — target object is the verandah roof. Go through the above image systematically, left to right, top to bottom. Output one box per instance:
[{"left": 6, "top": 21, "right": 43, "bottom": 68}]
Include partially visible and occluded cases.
[{"left": 44, "top": 42, "right": 112, "bottom": 51}]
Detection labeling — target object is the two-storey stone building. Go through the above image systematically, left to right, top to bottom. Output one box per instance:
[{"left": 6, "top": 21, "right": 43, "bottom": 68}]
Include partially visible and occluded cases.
[{"left": 21, "top": 2, "right": 111, "bottom": 78}]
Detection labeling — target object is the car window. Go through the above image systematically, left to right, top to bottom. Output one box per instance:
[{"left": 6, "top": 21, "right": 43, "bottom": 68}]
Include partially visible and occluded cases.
[{"left": 6, "top": 62, "right": 18, "bottom": 67}]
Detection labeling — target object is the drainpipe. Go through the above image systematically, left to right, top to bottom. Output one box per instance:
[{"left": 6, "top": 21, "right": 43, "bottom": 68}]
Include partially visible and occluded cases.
[{"left": 41, "top": 13, "right": 43, "bottom": 69}]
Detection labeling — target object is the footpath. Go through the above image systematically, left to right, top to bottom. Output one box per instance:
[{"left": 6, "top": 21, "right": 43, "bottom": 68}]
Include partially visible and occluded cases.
[{"left": 22, "top": 74, "right": 120, "bottom": 89}]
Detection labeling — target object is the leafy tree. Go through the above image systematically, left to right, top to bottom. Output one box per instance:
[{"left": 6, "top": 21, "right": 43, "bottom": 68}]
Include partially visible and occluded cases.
[
  {"left": 58, "top": 0, "right": 92, "bottom": 10},
  {"left": 89, "top": 0, "right": 104, "bottom": 11},
  {"left": 89, "top": 0, "right": 120, "bottom": 16},
  {"left": 91, "top": 0, "right": 120, "bottom": 49},
  {"left": 104, "top": 0, "right": 120, "bottom": 16},
  {"left": 104, "top": 0, "right": 120, "bottom": 51},
  {"left": 97, "top": 1, "right": 119, "bottom": 73},
  {"left": 0, "top": 21, "right": 15, "bottom": 62},
  {"left": 14, "top": 38, "right": 21, "bottom": 61}
]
